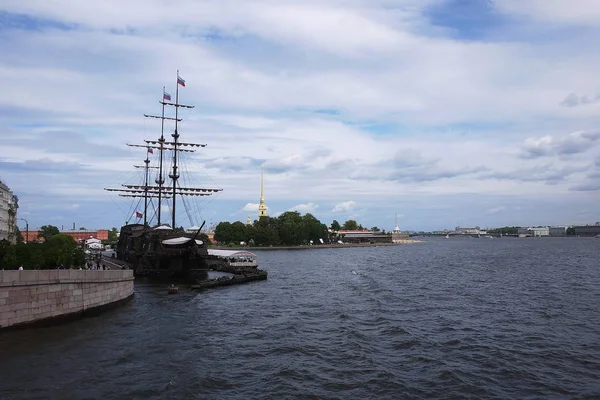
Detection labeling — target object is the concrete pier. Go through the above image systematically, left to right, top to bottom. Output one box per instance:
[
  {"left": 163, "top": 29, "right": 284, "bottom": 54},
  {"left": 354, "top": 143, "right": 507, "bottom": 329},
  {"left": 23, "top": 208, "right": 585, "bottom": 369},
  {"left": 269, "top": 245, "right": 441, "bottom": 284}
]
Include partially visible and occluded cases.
[{"left": 0, "top": 270, "right": 134, "bottom": 330}]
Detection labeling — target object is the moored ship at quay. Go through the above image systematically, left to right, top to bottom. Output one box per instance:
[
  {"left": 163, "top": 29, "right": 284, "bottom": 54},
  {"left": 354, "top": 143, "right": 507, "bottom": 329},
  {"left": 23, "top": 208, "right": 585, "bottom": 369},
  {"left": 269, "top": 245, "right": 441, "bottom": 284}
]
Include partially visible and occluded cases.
[{"left": 105, "top": 72, "right": 267, "bottom": 288}]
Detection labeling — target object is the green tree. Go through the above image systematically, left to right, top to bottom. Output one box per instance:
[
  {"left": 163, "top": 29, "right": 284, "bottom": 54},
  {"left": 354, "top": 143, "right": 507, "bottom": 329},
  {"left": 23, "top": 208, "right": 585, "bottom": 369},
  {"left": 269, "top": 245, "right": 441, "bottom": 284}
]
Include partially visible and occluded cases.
[
  {"left": 278, "top": 211, "right": 306, "bottom": 245},
  {"left": 303, "top": 213, "right": 328, "bottom": 244},
  {"left": 254, "top": 216, "right": 280, "bottom": 246},
  {"left": 330, "top": 220, "right": 341, "bottom": 231},
  {"left": 342, "top": 220, "right": 359, "bottom": 230},
  {"left": 214, "top": 221, "right": 232, "bottom": 244},
  {"left": 230, "top": 221, "right": 248, "bottom": 244},
  {"left": 245, "top": 224, "right": 257, "bottom": 245},
  {"left": 38, "top": 225, "right": 60, "bottom": 241},
  {"left": 15, "top": 226, "right": 23, "bottom": 244},
  {"left": 371, "top": 226, "right": 380, "bottom": 232},
  {"left": 488, "top": 226, "right": 520, "bottom": 235},
  {"left": 108, "top": 227, "right": 119, "bottom": 242},
  {"left": 566, "top": 227, "right": 576, "bottom": 236},
  {"left": 44, "top": 233, "right": 79, "bottom": 268},
  {"left": 3, "top": 245, "right": 18, "bottom": 269},
  {"left": 30, "top": 247, "right": 46, "bottom": 269},
  {"left": 72, "top": 247, "right": 86, "bottom": 267}
]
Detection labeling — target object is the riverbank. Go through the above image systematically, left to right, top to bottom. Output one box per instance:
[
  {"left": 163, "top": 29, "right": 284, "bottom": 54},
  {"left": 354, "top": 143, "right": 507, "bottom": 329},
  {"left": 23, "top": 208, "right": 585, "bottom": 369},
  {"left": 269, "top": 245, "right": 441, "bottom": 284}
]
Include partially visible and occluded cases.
[
  {"left": 212, "top": 240, "right": 423, "bottom": 251},
  {"left": 0, "top": 270, "right": 134, "bottom": 330}
]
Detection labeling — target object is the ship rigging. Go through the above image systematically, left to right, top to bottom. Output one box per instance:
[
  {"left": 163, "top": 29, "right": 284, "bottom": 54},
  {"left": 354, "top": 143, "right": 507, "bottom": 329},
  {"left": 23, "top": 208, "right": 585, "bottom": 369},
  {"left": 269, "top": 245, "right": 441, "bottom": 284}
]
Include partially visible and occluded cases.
[{"left": 105, "top": 70, "right": 222, "bottom": 229}]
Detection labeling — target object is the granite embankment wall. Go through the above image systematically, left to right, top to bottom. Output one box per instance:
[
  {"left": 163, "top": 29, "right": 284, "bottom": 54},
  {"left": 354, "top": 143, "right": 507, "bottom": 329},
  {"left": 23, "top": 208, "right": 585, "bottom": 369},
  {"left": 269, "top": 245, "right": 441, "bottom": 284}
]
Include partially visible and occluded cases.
[{"left": 0, "top": 270, "right": 134, "bottom": 330}]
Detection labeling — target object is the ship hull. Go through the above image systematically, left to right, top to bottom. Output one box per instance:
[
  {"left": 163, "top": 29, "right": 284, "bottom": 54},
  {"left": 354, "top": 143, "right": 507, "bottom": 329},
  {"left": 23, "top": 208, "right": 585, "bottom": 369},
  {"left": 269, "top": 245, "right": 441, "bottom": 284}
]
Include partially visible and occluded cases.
[{"left": 116, "top": 224, "right": 210, "bottom": 283}]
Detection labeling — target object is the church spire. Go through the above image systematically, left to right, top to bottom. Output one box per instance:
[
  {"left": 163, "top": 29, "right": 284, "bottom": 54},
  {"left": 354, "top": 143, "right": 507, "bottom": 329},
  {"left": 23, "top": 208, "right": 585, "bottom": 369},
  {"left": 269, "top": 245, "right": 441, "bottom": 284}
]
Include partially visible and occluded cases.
[{"left": 258, "top": 165, "right": 268, "bottom": 218}]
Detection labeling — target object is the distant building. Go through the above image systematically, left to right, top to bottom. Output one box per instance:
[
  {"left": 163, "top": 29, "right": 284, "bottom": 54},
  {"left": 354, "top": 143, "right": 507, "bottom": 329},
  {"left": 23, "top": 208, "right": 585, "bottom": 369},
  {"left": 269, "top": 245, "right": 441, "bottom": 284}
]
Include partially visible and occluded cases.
[
  {"left": 0, "top": 179, "right": 18, "bottom": 244},
  {"left": 573, "top": 225, "right": 600, "bottom": 237},
  {"left": 455, "top": 226, "right": 482, "bottom": 235},
  {"left": 549, "top": 226, "right": 567, "bottom": 237},
  {"left": 518, "top": 227, "right": 549, "bottom": 237},
  {"left": 531, "top": 227, "right": 550, "bottom": 236},
  {"left": 517, "top": 228, "right": 532, "bottom": 237},
  {"left": 21, "top": 229, "right": 109, "bottom": 243},
  {"left": 338, "top": 230, "right": 392, "bottom": 244},
  {"left": 85, "top": 238, "right": 103, "bottom": 250}
]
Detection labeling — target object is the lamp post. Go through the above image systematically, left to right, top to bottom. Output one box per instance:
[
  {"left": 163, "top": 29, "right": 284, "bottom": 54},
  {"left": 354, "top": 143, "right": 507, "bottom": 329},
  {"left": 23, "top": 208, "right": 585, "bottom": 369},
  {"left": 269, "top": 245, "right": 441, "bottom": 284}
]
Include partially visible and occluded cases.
[{"left": 18, "top": 217, "right": 28, "bottom": 243}]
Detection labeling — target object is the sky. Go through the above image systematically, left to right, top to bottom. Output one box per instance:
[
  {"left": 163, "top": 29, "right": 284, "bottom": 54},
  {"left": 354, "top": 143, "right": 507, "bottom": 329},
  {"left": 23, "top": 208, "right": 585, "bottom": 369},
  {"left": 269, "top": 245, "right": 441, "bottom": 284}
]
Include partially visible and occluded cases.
[{"left": 1, "top": 0, "right": 600, "bottom": 232}]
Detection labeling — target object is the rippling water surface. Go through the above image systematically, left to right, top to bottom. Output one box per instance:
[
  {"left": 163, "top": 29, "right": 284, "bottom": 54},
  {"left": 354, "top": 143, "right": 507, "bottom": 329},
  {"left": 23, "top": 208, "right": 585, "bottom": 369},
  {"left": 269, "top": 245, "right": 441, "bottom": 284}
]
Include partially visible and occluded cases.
[{"left": 1, "top": 238, "right": 600, "bottom": 399}]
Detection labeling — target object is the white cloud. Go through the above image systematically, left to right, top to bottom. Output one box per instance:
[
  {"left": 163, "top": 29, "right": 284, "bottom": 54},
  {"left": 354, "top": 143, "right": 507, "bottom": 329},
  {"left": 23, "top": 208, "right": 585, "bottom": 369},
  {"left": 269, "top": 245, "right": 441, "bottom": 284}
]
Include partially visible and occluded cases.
[
  {"left": 520, "top": 130, "right": 600, "bottom": 159},
  {"left": 332, "top": 201, "right": 357, "bottom": 213},
  {"left": 242, "top": 203, "right": 259, "bottom": 212},
  {"left": 289, "top": 203, "right": 319, "bottom": 213}
]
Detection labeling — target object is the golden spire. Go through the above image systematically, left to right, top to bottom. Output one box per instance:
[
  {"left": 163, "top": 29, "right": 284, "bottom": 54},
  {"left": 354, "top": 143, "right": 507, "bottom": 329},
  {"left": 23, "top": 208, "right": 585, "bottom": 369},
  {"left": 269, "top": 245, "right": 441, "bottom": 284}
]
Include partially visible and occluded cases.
[{"left": 258, "top": 165, "right": 268, "bottom": 218}]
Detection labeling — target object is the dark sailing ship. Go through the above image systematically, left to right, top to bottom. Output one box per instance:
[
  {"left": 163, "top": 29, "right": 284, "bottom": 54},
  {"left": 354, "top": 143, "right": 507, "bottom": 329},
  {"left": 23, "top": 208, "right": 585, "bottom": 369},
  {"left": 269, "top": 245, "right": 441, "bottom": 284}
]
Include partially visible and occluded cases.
[{"left": 105, "top": 71, "right": 222, "bottom": 282}]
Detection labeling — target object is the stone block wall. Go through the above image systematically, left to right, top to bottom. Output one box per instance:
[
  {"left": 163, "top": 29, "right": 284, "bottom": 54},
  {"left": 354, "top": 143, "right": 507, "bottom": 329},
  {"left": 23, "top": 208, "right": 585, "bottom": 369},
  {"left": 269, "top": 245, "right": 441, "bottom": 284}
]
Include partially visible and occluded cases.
[{"left": 0, "top": 270, "right": 134, "bottom": 329}]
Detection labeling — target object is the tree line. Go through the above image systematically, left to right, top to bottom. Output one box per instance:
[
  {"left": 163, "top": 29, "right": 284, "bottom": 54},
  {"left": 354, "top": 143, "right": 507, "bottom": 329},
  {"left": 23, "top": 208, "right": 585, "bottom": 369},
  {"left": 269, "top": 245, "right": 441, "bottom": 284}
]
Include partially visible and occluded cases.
[
  {"left": 214, "top": 212, "right": 383, "bottom": 246},
  {"left": 0, "top": 214, "right": 378, "bottom": 268},
  {"left": 1, "top": 232, "right": 85, "bottom": 270}
]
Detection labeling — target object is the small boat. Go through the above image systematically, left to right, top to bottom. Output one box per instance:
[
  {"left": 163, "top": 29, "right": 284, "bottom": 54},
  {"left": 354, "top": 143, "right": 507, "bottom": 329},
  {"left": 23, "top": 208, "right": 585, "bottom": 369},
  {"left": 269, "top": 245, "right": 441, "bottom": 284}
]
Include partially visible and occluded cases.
[{"left": 168, "top": 284, "right": 179, "bottom": 294}]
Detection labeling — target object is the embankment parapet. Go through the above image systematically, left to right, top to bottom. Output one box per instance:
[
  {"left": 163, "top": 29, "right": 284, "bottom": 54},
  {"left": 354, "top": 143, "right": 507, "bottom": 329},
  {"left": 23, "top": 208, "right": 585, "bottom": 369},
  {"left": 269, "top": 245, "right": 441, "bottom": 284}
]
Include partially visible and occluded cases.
[{"left": 0, "top": 270, "right": 134, "bottom": 330}]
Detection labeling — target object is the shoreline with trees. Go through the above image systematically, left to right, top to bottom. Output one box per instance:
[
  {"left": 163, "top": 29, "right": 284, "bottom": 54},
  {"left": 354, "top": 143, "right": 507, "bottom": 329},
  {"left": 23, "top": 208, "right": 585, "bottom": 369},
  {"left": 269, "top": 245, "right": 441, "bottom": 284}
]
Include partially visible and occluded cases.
[
  {"left": 213, "top": 212, "right": 411, "bottom": 248},
  {"left": 212, "top": 240, "right": 422, "bottom": 251}
]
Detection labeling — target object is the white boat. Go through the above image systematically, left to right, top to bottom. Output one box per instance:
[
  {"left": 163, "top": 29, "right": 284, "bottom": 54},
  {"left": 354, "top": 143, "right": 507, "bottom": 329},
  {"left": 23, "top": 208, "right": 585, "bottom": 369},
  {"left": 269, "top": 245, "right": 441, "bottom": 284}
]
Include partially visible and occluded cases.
[{"left": 207, "top": 249, "right": 259, "bottom": 270}]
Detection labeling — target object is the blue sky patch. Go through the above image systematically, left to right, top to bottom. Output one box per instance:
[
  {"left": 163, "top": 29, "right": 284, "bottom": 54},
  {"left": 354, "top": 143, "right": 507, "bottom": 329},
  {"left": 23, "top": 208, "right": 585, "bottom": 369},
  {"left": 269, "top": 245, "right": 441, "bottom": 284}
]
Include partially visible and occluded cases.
[
  {"left": 423, "top": 0, "right": 509, "bottom": 41},
  {"left": 0, "top": 11, "right": 75, "bottom": 32},
  {"left": 312, "top": 109, "right": 341, "bottom": 116}
]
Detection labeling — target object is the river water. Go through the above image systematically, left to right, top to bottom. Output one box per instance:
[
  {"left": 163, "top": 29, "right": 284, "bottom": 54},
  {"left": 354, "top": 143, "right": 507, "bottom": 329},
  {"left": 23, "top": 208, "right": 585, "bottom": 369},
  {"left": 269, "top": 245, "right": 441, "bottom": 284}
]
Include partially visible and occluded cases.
[{"left": 1, "top": 237, "right": 599, "bottom": 399}]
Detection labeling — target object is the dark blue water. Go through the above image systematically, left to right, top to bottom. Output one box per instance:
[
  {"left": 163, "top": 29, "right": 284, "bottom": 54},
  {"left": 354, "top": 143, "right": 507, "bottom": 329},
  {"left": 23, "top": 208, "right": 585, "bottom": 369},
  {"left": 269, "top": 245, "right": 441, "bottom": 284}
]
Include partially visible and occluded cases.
[{"left": 1, "top": 238, "right": 600, "bottom": 399}]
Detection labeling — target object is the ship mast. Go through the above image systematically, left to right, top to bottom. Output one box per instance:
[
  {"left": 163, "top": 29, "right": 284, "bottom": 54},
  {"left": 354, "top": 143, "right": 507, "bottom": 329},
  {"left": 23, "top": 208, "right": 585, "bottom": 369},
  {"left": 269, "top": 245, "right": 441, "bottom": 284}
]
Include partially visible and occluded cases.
[
  {"left": 169, "top": 70, "right": 193, "bottom": 229},
  {"left": 105, "top": 71, "right": 223, "bottom": 228},
  {"left": 143, "top": 87, "right": 181, "bottom": 225},
  {"left": 156, "top": 87, "right": 166, "bottom": 225},
  {"left": 143, "top": 152, "right": 150, "bottom": 226},
  {"left": 133, "top": 162, "right": 159, "bottom": 227}
]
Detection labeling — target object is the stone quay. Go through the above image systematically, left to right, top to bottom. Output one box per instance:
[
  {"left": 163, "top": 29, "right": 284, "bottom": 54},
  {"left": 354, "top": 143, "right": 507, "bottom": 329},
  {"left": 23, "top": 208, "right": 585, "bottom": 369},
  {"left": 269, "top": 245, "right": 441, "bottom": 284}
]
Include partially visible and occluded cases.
[{"left": 0, "top": 270, "right": 134, "bottom": 330}]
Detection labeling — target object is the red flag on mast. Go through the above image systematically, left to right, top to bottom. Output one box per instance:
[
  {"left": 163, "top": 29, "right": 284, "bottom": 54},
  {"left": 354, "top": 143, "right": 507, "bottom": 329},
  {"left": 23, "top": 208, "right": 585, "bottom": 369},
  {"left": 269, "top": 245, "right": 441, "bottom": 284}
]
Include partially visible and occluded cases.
[{"left": 135, "top": 211, "right": 143, "bottom": 218}]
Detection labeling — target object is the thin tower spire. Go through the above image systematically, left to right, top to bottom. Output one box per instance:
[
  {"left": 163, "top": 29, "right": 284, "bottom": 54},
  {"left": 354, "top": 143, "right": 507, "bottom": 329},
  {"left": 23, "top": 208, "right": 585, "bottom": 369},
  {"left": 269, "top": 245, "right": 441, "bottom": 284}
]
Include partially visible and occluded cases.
[
  {"left": 258, "top": 165, "right": 268, "bottom": 218},
  {"left": 260, "top": 165, "right": 264, "bottom": 201}
]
